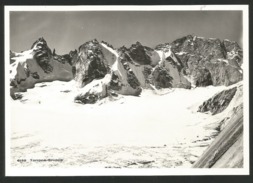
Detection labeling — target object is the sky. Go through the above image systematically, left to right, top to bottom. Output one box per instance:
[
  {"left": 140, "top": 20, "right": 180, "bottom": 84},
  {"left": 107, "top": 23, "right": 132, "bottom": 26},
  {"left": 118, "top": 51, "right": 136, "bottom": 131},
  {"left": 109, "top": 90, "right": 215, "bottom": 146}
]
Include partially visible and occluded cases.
[{"left": 10, "top": 11, "right": 242, "bottom": 54}]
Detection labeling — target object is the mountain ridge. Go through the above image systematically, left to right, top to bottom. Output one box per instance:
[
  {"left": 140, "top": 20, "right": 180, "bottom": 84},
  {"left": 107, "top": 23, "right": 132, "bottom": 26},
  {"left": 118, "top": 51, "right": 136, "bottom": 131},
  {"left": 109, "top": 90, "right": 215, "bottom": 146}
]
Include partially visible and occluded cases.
[{"left": 10, "top": 35, "right": 243, "bottom": 103}]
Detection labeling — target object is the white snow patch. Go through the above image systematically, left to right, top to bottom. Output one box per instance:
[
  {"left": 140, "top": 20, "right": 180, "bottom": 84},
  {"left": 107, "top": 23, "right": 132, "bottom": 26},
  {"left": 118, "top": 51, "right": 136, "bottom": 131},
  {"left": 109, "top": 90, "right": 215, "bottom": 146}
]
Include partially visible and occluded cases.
[
  {"left": 197, "top": 36, "right": 204, "bottom": 39},
  {"left": 100, "top": 42, "right": 121, "bottom": 75},
  {"left": 100, "top": 43, "right": 119, "bottom": 58},
  {"left": 164, "top": 49, "right": 172, "bottom": 58},
  {"left": 11, "top": 50, "right": 34, "bottom": 62},
  {"left": 87, "top": 50, "right": 93, "bottom": 54},
  {"left": 155, "top": 50, "right": 165, "bottom": 65},
  {"left": 175, "top": 51, "right": 188, "bottom": 56},
  {"left": 228, "top": 53, "right": 240, "bottom": 60},
  {"left": 217, "top": 58, "right": 228, "bottom": 64},
  {"left": 240, "top": 62, "right": 244, "bottom": 70},
  {"left": 184, "top": 75, "right": 196, "bottom": 88}
]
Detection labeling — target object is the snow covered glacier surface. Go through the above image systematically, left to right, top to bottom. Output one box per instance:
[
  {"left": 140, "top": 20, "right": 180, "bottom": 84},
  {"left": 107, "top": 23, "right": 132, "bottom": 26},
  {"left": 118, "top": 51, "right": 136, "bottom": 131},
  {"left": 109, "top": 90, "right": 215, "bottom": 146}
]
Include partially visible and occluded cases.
[{"left": 10, "top": 80, "right": 230, "bottom": 168}]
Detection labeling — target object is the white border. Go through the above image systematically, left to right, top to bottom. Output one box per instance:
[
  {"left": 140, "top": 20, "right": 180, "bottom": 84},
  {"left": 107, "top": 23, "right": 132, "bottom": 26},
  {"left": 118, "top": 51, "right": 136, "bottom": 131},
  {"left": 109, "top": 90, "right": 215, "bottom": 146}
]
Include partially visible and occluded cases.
[{"left": 4, "top": 5, "right": 249, "bottom": 176}]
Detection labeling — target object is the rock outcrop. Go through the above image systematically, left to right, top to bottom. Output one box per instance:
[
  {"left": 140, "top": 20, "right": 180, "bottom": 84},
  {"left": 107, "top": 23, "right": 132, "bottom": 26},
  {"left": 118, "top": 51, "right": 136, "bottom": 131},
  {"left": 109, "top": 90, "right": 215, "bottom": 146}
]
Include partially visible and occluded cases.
[
  {"left": 10, "top": 38, "right": 73, "bottom": 98},
  {"left": 193, "top": 83, "right": 243, "bottom": 168},
  {"left": 197, "top": 87, "right": 237, "bottom": 115}
]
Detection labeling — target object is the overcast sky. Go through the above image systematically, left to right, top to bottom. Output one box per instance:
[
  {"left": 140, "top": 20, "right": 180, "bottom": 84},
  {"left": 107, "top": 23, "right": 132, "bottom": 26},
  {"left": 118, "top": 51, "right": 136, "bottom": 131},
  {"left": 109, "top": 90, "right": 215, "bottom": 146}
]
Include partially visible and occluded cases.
[{"left": 10, "top": 11, "right": 242, "bottom": 54}]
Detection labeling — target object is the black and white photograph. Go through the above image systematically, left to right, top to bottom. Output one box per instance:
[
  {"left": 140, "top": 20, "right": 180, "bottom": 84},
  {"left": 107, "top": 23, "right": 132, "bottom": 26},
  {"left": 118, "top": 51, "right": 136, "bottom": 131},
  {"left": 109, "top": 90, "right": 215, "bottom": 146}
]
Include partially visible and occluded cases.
[{"left": 4, "top": 5, "right": 249, "bottom": 176}]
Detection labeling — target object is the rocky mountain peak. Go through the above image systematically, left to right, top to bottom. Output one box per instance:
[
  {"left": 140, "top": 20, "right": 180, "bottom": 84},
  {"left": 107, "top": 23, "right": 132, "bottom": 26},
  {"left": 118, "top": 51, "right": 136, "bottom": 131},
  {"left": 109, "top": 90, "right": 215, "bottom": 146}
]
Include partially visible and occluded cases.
[
  {"left": 168, "top": 35, "right": 243, "bottom": 87},
  {"left": 9, "top": 37, "right": 73, "bottom": 97},
  {"left": 29, "top": 37, "right": 53, "bottom": 73},
  {"left": 31, "top": 37, "right": 48, "bottom": 50},
  {"left": 74, "top": 39, "right": 108, "bottom": 87},
  {"left": 78, "top": 39, "right": 101, "bottom": 52},
  {"left": 127, "top": 41, "right": 153, "bottom": 65},
  {"left": 130, "top": 41, "right": 143, "bottom": 49},
  {"left": 135, "top": 41, "right": 142, "bottom": 46},
  {"left": 118, "top": 45, "right": 128, "bottom": 53}
]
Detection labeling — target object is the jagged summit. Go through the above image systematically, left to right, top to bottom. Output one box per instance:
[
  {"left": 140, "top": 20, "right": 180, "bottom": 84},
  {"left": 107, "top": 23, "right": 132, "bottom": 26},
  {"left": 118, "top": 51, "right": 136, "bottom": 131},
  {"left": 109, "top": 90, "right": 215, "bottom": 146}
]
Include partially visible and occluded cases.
[
  {"left": 9, "top": 37, "right": 73, "bottom": 98},
  {"left": 31, "top": 37, "right": 49, "bottom": 50},
  {"left": 78, "top": 39, "right": 100, "bottom": 51},
  {"left": 131, "top": 41, "right": 142, "bottom": 47},
  {"left": 118, "top": 45, "right": 127, "bottom": 52}
]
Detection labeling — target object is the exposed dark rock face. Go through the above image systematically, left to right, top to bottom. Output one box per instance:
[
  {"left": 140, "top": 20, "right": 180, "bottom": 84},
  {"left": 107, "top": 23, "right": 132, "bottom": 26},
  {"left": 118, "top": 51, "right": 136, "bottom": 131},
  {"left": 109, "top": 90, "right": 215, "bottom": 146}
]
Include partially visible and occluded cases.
[
  {"left": 157, "top": 35, "right": 243, "bottom": 87},
  {"left": 32, "top": 37, "right": 53, "bottom": 73},
  {"left": 193, "top": 37, "right": 225, "bottom": 61},
  {"left": 72, "top": 39, "right": 108, "bottom": 87},
  {"left": 223, "top": 39, "right": 243, "bottom": 66},
  {"left": 119, "top": 42, "right": 157, "bottom": 66},
  {"left": 127, "top": 42, "right": 152, "bottom": 65},
  {"left": 69, "top": 50, "right": 78, "bottom": 65},
  {"left": 52, "top": 51, "right": 72, "bottom": 65},
  {"left": 121, "top": 61, "right": 141, "bottom": 89},
  {"left": 205, "top": 61, "right": 242, "bottom": 86},
  {"left": 142, "top": 66, "right": 152, "bottom": 84},
  {"left": 150, "top": 66, "right": 173, "bottom": 89},
  {"left": 193, "top": 68, "right": 213, "bottom": 87},
  {"left": 31, "top": 72, "right": 40, "bottom": 79},
  {"left": 108, "top": 72, "right": 122, "bottom": 91},
  {"left": 198, "top": 87, "right": 237, "bottom": 115},
  {"left": 74, "top": 92, "right": 99, "bottom": 104},
  {"left": 12, "top": 93, "right": 23, "bottom": 100}
]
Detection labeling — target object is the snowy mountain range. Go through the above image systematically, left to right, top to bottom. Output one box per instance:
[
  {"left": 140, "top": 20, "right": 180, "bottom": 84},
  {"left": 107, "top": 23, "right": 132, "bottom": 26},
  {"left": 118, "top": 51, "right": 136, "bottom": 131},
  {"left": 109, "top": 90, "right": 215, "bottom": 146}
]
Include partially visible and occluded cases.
[
  {"left": 9, "top": 35, "right": 244, "bottom": 169},
  {"left": 10, "top": 35, "right": 243, "bottom": 103}
]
